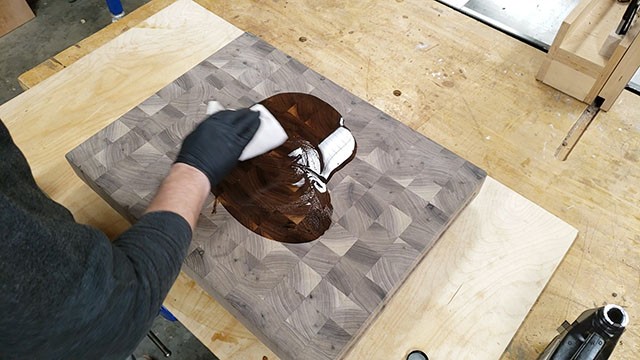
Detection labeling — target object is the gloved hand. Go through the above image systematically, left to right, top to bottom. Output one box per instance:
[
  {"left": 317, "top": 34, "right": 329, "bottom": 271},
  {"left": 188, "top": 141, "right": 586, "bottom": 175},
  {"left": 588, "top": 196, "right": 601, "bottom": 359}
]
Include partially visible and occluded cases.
[{"left": 175, "top": 108, "right": 260, "bottom": 188}]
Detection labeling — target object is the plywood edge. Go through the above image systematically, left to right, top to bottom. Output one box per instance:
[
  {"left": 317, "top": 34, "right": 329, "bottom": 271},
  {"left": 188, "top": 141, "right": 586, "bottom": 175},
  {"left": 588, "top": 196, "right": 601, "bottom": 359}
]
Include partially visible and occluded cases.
[{"left": 18, "top": 58, "right": 65, "bottom": 90}]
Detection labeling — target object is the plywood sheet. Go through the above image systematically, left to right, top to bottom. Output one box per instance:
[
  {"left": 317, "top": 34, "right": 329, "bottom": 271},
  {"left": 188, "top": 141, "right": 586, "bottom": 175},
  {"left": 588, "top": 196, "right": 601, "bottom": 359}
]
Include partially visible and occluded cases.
[{"left": 67, "top": 33, "right": 486, "bottom": 359}]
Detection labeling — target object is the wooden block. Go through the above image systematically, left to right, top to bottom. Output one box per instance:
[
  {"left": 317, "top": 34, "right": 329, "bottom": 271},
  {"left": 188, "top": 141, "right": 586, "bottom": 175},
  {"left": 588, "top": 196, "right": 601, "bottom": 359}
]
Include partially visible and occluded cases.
[
  {"left": 0, "top": 0, "right": 34, "bottom": 37},
  {"left": 537, "top": 0, "right": 640, "bottom": 106},
  {"left": 559, "top": 0, "right": 623, "bottom": 69},
  {"left": 66, "top": 32, "right": 486, "bottom": 360},
  {"left": 599, "top": 32, "right": 623, "bottom": 59},
  {"left": 544, "top": 60, "right": 596, "bottom": 101}
]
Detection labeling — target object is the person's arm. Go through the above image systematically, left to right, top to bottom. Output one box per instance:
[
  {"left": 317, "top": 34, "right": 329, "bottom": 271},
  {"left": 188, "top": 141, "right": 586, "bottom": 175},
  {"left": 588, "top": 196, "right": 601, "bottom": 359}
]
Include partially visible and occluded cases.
[
  {"left": 109, "top": 107, "right": 262, "bottom": 311},
  {"left": 114, "top": 107, "right": 261, "bottom": 269},
  {"left": 144, "top": 107, "right": 261, "bottom": 229},
  {"left": 89, "top": 108, "right": 262, "bottom": 357},
  {"left": 0, "top": 110, "right": 265, "bottom": 358},
  {"left": 144, "top": 163, "right": 210, "bottom": 230}
]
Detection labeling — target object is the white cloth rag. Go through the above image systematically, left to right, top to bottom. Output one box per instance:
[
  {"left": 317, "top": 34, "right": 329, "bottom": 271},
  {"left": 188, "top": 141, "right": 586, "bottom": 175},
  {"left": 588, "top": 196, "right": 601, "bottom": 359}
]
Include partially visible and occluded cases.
[{"left": 206, "top": 101, "right": 288, "bottom": 161}]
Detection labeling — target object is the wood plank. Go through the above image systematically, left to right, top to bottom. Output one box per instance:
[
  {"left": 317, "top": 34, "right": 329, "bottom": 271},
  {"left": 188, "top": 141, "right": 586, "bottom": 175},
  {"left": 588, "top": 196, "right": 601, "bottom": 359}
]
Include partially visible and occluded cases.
[
  {"left": 0, "top": 0, "right": 34, "bottom": 38},
  {"left": 0, "top": 0, "right": 242, "bottom": 202},
  {"left": 5, "top": 0, "right": 640, "bottom": 359},
  {"left": 17, "top": 0, "right": 177, "bottom": 90},
  {"left": 554, "top": 47, "right": 606, "bottom": 78},
  {"left": 17, "top": 59, "right": 64, "bottom": 91},
  {"left": 500, "top": 89, "right": 640, "bottom": 359},
  {"left": 345, "top": 177, "right": 577, "bottom": 359}
]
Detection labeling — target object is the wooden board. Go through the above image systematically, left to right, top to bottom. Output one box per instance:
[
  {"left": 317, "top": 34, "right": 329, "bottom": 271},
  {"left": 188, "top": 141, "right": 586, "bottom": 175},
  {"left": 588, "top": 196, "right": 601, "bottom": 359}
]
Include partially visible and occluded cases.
[
  {"left": 0, "top": 0, "right": 34, "bottom": 38},
  {"left": 6, "top": 0, "right": 619, "bottom": 358},
  {"left": 66, "top": 32, "right": 486, "bottom": 360}
]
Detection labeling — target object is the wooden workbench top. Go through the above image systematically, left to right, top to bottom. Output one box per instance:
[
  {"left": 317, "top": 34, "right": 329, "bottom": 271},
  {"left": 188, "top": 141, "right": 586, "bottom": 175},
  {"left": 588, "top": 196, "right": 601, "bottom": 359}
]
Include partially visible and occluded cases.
[{"left": 5, "top": 0, "right": 640, "bottom": 358}]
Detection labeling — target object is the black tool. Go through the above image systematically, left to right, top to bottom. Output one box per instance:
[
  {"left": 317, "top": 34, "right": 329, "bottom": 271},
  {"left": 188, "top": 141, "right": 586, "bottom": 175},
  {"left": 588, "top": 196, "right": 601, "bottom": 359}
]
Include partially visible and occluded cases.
[
  {"left": 616, "top": 0, "right": 639, "bottom": 35},
  {"left": 538, "top": 304, "right": 629, "bottom": 360},
  {"left": 147, "top": 330, "right": 172, "bottom": 357},
  {"left": 406, "top": 350, "right": 429, "bottom": 360}
]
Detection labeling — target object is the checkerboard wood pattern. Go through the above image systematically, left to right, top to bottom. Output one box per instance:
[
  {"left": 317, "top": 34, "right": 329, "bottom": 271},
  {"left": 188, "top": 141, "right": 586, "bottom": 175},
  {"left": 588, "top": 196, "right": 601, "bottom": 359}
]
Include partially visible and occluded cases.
[{"left": 67, "top": 33, "right": 486, "bottom": 360}]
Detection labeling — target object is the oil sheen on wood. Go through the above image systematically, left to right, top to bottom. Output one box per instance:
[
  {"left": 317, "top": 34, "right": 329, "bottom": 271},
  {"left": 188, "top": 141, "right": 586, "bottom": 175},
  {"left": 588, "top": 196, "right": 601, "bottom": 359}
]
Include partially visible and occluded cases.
[
  {"left": 66, "top": 33, "right": 486, "bottom": 360},
  {"left": 215, "top": 92, "right": 357, "bottom": 243}
]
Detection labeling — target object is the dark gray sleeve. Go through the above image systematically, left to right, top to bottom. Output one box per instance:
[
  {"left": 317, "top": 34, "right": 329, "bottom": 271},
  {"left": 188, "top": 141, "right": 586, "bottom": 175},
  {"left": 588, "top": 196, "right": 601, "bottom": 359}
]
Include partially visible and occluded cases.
[
  {"left": 1, "top": 119, "right": 196, "bottom": 358},
  {"left": 112, "top": 210, "right": 193, "bottom": 314},
  {"left": 51, "top": 211, "right": 194, "bottom": 359},
  {"left": 62, "top": 211, "right": 194, "bottom": 360}
]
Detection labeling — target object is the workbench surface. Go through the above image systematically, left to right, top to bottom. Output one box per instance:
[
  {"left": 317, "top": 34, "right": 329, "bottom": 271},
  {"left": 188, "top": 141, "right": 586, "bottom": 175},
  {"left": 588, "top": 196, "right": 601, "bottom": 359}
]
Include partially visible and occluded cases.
[{"left": 3, "top": 0, "right": 639, "bottom": 359}]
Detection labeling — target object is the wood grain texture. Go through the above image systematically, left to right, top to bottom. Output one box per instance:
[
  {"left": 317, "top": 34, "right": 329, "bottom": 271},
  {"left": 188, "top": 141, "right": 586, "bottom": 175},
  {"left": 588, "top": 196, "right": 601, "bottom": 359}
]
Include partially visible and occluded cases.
[
  {"left": 0, "top": 0, "right": 34, "bottom": 38},
  {"left": 8, "top": 0, "right": 633, "bottom": 358},
  {"left": 18, "top": 0, "right": 177, "bottom": 90},
  {"left": 599, "top": 25, "right": 640, "bottom": 110},
  {"left": 66, "top": 33, "right": 486, "bottom": 360},
  {"left": 215, "top": 93, "right": 353, "bottom": 243},
  {"left": 346, "top": 177, "right": 578, "bottom": 359}
]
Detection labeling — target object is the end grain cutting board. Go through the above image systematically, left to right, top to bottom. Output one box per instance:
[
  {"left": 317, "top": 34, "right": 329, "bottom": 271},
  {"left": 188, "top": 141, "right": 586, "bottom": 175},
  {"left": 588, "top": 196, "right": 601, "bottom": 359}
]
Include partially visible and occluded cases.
[{"left": 67, "top": 33, "right": 486, "bottom": 360}]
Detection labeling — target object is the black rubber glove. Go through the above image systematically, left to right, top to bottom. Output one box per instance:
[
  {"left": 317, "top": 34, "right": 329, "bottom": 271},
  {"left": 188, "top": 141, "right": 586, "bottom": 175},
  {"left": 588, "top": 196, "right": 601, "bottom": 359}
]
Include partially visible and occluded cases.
[{"left": 175, "top": 108, "right": 260, "bottom": 187}]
